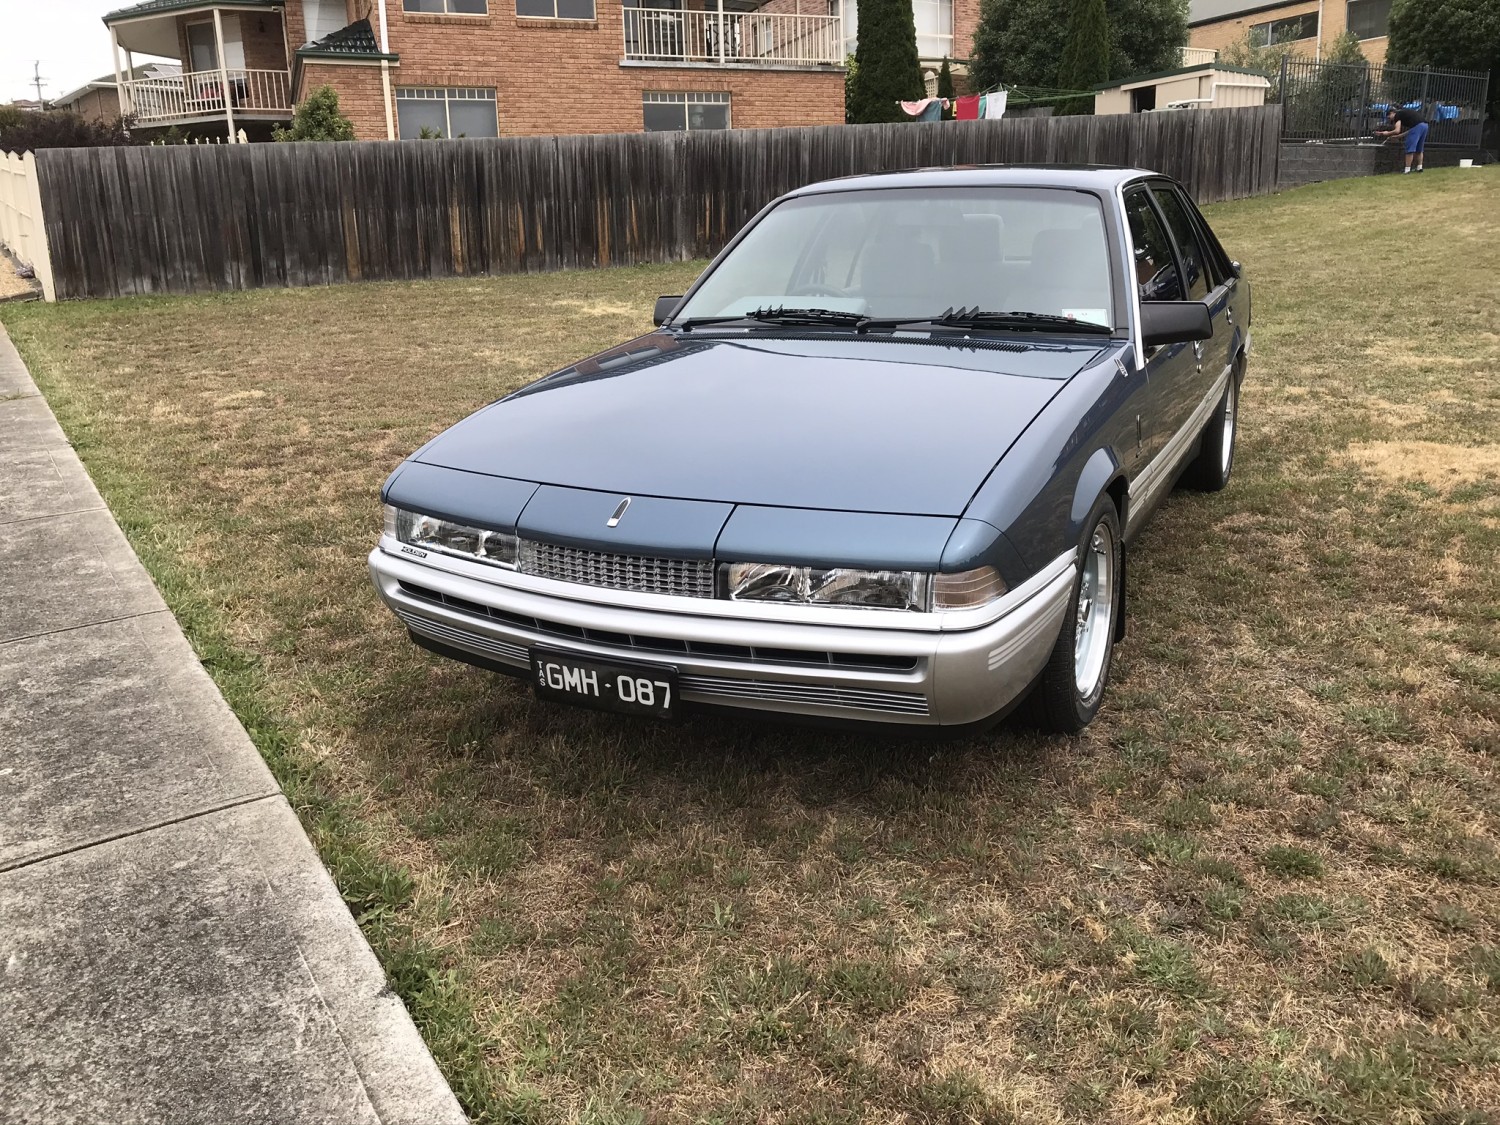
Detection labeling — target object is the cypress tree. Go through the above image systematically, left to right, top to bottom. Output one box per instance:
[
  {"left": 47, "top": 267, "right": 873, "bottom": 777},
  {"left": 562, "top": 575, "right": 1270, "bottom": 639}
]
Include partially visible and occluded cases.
[
  {"left": 847, "top": 0, "right": 925, "bottom": 123},
  {"left": 1057, "top": 0, "right": 1111, "bottom": 114},
  {"left": 937, "top": 57, "right": 955, "bottom": 118}
]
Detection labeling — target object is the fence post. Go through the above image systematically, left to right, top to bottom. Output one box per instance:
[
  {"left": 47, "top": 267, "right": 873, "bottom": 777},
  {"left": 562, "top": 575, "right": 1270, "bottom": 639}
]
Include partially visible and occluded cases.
[
  {"left": 1279, "top": 55, "right": 1290, "bottom": 104},
  {"left": 1419, "top": 65, "right": 1430, "bottom": 109},
  {"left": 1359, "top": 69, "right": 1371, "bottom": 139},
  {"left": 1478, "top": 72, "right": 1491, "bottom": 157},
  {"left": 21, "top": 153, "right": 57, "bottom": 302}
]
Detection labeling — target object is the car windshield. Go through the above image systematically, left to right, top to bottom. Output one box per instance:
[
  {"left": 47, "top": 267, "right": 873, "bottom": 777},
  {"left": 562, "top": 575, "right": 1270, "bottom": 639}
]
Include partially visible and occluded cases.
[{"left": 674, "top": 186, "right": 1116, "bottom": 329}]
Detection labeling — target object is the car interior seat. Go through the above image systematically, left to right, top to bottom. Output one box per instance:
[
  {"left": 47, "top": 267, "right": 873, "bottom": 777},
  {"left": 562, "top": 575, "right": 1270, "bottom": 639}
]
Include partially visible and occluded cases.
[
  {"left": 933, "top": 215, "right": 1006, "bottom": 311},
  {"left": 856, "top": 226, "right": 937, "bottom": 314},
  {"left": 1027, "top": 227, "right": 1112, "bottom": 318}
]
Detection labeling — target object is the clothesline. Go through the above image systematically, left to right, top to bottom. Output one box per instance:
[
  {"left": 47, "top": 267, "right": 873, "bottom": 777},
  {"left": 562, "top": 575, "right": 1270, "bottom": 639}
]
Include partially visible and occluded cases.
[
  {"left": 899, "top": 81, "right": 1097, "bottom": 120},
  {"left": 899, "top": 89, "right": 1008, "bottom": 121}
]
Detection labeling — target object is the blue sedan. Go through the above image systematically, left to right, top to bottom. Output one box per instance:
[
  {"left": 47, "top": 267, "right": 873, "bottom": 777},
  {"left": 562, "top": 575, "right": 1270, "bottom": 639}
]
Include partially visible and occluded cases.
[{"left": 370, "top": 166, "right": 1250, "bottom": 733}]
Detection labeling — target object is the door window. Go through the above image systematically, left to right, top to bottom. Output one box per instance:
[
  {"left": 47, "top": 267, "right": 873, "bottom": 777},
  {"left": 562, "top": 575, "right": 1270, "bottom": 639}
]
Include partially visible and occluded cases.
[
  {"left": 186, "top": 22, "right": 218, "bottom": 72},
  {"left": 1152, "top": 187, "right": 1211, "bottom": 300},
  {"left": 1123, "top": 190, "right": 1182, "bottom": 302}
]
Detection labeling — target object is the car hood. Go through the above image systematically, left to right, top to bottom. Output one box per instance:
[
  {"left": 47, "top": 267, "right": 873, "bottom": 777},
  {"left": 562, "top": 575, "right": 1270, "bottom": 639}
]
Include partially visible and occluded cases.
[{"left": 414, "top": 333, "right": 1108, "bottom": 517}]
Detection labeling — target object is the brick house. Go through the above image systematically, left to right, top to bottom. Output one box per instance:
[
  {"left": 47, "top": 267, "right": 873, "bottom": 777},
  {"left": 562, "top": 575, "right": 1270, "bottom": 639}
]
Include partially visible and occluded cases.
[
  {"left": 102, "top": 0, "right": 846, "bottom": 140},
  {"left": 1187, "top": 0, "right": 1392, "bottom": 65},
  {"left": 52, "top": 64, "right": 184, "bottom": 126}
]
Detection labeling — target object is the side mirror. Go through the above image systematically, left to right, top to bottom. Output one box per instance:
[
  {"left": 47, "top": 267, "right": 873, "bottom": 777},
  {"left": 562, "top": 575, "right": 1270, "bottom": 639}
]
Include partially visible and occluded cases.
[
  {"left": 1229, "top": 260, "right": 1243, "bottom": 278},
  {"left": 653, "top": 295, "right": 683, "bottom": 326},
  {"left": 1140, "top": 301, "right": 1213, "bottom": 347}
]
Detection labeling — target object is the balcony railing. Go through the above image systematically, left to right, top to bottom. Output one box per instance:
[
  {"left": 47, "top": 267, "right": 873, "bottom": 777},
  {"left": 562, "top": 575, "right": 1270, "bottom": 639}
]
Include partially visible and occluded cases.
[
  {"left": 624, "top": 9, "right": 842, "bottom": 67},
  {"left": 1180, "top": 47, "right": 1219, "bottom": 67},
  {"left": 123, "top": 68, "right": 292, "bottom": 125}
]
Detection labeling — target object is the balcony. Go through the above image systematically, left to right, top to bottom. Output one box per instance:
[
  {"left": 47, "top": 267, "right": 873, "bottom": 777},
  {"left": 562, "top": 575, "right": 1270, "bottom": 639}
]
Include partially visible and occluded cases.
[
  {"left": 623, "top": 8, "right": 843, "bottom": 68},
  {"left": 122, "top": 67, "right": 292, "bottom": 126}
]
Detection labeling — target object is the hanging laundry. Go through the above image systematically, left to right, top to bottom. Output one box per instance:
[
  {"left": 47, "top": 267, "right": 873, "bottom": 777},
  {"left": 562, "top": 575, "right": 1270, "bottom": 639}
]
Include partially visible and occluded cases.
[
  {"left": 983, "top": 90, "right": 1008, "bottom": 119},
  {"left": 955, "top": 94, "right": 981, "bottom": 120},
  {"left": 900, "top": 98, "right": 937, "bottom": 118}
]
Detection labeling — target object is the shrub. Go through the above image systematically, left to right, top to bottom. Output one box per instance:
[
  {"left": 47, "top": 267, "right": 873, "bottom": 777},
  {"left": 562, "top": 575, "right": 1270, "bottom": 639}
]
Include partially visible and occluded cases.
[{"left": 273, "top": 85, "right": 355, "bottom": 142}]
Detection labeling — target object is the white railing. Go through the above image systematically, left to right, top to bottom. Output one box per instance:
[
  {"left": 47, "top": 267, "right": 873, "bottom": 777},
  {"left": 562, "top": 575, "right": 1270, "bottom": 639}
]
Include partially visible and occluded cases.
[
  {"left": 624, "top": 9, "right": 842, "bottom": 66},
  {"left": 1180, "top": 47, "right": 1218, "bottom": 66},
  {"left": 123, "top": 68, "right": 292, "bottom": 125}
]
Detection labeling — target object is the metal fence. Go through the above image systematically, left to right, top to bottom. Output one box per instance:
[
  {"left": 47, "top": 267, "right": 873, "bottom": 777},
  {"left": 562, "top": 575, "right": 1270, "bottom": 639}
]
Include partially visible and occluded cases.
[{"left": 1280, "top": 58, "right": 1490, "bottom": 146}]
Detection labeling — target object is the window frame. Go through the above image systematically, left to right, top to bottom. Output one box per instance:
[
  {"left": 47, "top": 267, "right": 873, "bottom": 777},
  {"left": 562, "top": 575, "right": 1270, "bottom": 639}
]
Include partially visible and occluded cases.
[
  {"left": 402, "top": 0, "right": 490, "bottom": 13},
  {"left": 515, "top": 0, "right": 596, "bottom": 19},
  {"left": 1345, "top": 0, "right": 1391, "bottom": 40},
  {"left": 1248, "top": 12, "right": 1319, "bottom": 47},
  {"left": 185, "top": 18, "right": 219, "bottom": 71},
  {"left": 394, "top": 86, "right": 499, "bottom": 139},
  {"left": 641, "top": 90, "right": 731, "bottom": 132},
  {"left": 1149, "top": 185, "right": 1212, "bottom": 302},
  {"left": 1123, "top": 186, "right": 1186, "bottom": 305}
]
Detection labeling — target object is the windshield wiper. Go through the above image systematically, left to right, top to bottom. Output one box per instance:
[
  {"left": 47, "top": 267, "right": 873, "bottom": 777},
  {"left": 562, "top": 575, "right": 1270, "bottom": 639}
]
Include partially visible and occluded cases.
[
  {"left": 675, "top": 306, "right": 870, "bottom": 331},
  {"left": 866, "top": 308, "right": 1113, "bottom": 334}
]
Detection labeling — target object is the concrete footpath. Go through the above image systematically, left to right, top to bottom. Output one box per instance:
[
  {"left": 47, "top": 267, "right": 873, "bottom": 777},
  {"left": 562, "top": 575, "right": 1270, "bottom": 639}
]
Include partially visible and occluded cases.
[{"left": 0, "top": 323, "right": 467, "bottom": 1125}]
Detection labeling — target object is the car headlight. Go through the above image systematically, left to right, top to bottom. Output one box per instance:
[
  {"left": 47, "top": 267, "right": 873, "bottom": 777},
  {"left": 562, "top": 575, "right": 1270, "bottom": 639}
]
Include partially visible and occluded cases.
[
  {"left": 385, "top": 505, "right": 517, "bottom": 567},
  {"left": 723, "top": 562, "right": 1004, "bottom": 611}
]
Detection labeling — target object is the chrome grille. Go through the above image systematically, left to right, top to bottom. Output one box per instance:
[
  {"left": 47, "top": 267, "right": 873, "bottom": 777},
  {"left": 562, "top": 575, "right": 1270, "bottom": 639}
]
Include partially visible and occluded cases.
[
  {"left": 518, "top": 539, "right": 715, "bottom": 599},
  {"left": 394, "top": 580, "right": 919, "bottom": 671},
  {"left": 396, "top": 609, "right": 529, "bottom": 667},
  {"left": 679, "top": 675, "right": 930, "bottom": 716}
]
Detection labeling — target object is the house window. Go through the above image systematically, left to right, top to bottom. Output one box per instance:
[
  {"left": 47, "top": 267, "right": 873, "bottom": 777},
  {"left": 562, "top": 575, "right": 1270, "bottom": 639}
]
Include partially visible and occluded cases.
[
  {"left": 404, "top": 0, "right": 488, "bottom": 13},
  {"left": 516, "top": 0, "right": 596, "bottom": 18},
  {"left": 912, "top": 0, "right": 953, "bottom": 60},
  {"left": 1346, "top": 0, "right": 1391, "bottom": 40},
  {"left": 1248, "top": 12, "right": 1319, "bottom": 47},
  {"left": 395, "top": 87, "right": 498, "bottom": 138},
  {"left": 643, "top": 91, "right": 729, "bottom": 132}
]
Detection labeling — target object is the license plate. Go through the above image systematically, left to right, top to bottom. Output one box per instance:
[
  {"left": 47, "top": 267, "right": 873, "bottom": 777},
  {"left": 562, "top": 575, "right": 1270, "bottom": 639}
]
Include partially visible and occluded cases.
[{"left": 529, "top": 647, "right": 679, "bottom": 719}]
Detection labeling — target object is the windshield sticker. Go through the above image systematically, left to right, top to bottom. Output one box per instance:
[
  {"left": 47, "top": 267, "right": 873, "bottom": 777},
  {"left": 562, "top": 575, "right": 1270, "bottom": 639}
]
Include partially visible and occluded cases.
[{"left": 1062, "top": 309, "right": 1110, "bottom": 326}]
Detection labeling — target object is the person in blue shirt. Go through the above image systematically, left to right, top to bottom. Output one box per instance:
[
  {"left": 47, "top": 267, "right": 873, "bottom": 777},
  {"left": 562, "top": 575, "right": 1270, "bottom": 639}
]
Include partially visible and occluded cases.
[{"left": 1376, "top": 107, "right": 1428, "bottom": 174}]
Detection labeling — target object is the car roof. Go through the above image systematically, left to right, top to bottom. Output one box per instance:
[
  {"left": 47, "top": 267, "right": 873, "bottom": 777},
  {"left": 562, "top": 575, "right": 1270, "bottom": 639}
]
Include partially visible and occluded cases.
[{"left": 786, "top": 165, "right": 1165, "bottom": 197}]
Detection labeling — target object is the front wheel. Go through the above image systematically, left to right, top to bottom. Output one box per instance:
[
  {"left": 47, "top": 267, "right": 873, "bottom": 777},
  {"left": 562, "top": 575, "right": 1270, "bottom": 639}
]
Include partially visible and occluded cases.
[
  {"left": 1185, "top": 359, "right": 1241, "bottom": 492},
  {"left": 1034, "top": 499, "right": 1123, "bottom": 733}
]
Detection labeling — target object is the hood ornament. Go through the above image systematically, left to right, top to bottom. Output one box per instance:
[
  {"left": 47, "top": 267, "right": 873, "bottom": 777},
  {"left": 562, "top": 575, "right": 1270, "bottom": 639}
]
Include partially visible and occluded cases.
[{"left": 607, "top": 497, "right": 631, "bottom": 528}]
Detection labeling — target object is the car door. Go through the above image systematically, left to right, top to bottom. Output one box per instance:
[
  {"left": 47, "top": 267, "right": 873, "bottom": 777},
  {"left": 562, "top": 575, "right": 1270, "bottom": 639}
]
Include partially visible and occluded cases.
[
  {"left": 1151, "top": 183, "right": 1230, "bottom": 419},
  {"left": 1121, "top": 185, "right": 1196, "bottom": 481}
]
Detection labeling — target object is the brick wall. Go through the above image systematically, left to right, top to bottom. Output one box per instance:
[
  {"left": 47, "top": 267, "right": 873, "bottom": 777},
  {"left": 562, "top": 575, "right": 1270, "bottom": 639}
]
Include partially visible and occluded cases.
[
  {"left": 280, "top": 0, "right": 843, "bottom": 137},
  {"left": 951, "top": 0, "right": 978, "bottom": 62},
  {"left": 1189, "top": 2, "right": 1389, "bottom": 66},
  {"left": 242, "top": 11, "right": 291, "bottom": 70},
  {"left": 297, "top": 61, "right": 391, "bottom": 138},
  {"left": 69, "top": 87, "right": 123, "bottom": 126}
]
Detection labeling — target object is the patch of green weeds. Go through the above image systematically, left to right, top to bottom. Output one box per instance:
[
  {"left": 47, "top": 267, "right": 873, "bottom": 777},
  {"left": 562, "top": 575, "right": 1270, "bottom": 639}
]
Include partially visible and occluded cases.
[
  {"left": 1261, "top": 845, "right": 1324, "bottom": 879},
  {"left": 1181, "top": 1058, "right": 1267, "bottom": 1125}
]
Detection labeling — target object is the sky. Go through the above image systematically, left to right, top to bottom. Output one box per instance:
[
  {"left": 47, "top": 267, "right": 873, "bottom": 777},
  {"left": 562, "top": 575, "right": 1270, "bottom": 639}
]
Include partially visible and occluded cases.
[{"left": 0, "top": 0, "right": 172, "bottom": 104}]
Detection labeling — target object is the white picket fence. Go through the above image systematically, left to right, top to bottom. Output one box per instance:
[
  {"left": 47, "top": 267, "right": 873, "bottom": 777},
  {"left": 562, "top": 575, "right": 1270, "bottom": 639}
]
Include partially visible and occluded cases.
[{"left": 0, "top": 152, "right": 55, "bottom": 302}]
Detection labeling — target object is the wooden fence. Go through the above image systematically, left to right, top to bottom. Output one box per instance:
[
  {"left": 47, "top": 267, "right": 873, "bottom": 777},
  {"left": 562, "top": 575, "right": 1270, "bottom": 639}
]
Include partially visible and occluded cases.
[
  {"left": 33, "top": 105, "right": 1282, "bottom": 301},
  {"left": 0, "top": 152, "right": 56, "bottom": 301}
]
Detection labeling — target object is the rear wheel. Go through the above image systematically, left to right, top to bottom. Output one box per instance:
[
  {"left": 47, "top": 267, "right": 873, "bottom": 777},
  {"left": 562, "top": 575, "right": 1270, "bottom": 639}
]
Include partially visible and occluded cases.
[
  {"left": 1185, "top": 356, "right": 1242, "bottom": 492},
  {"left": 1035, "top": 498, "right": 1123, "bottom": 733}
]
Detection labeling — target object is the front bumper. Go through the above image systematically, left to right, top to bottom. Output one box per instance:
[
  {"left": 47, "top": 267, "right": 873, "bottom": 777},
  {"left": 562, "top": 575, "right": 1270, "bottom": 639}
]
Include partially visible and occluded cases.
[{"left": 368, "top": 546, "right": 1074, "bottom": 727}]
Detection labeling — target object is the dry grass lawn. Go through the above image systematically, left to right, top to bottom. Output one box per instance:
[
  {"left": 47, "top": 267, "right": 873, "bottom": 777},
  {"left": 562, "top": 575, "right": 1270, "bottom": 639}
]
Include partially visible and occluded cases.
[{"left": 4, "top": 169, "right": 1499, "bottom": 1125}]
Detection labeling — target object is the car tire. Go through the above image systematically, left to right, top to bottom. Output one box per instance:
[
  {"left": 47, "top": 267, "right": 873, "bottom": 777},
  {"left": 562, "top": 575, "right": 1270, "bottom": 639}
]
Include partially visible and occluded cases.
[
  {"left": 1185, "top": 356, "right": 1242, "bottom": 492},
  {"left": 1034, "top": 497, "right": 1123, "bottom": 734}
]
